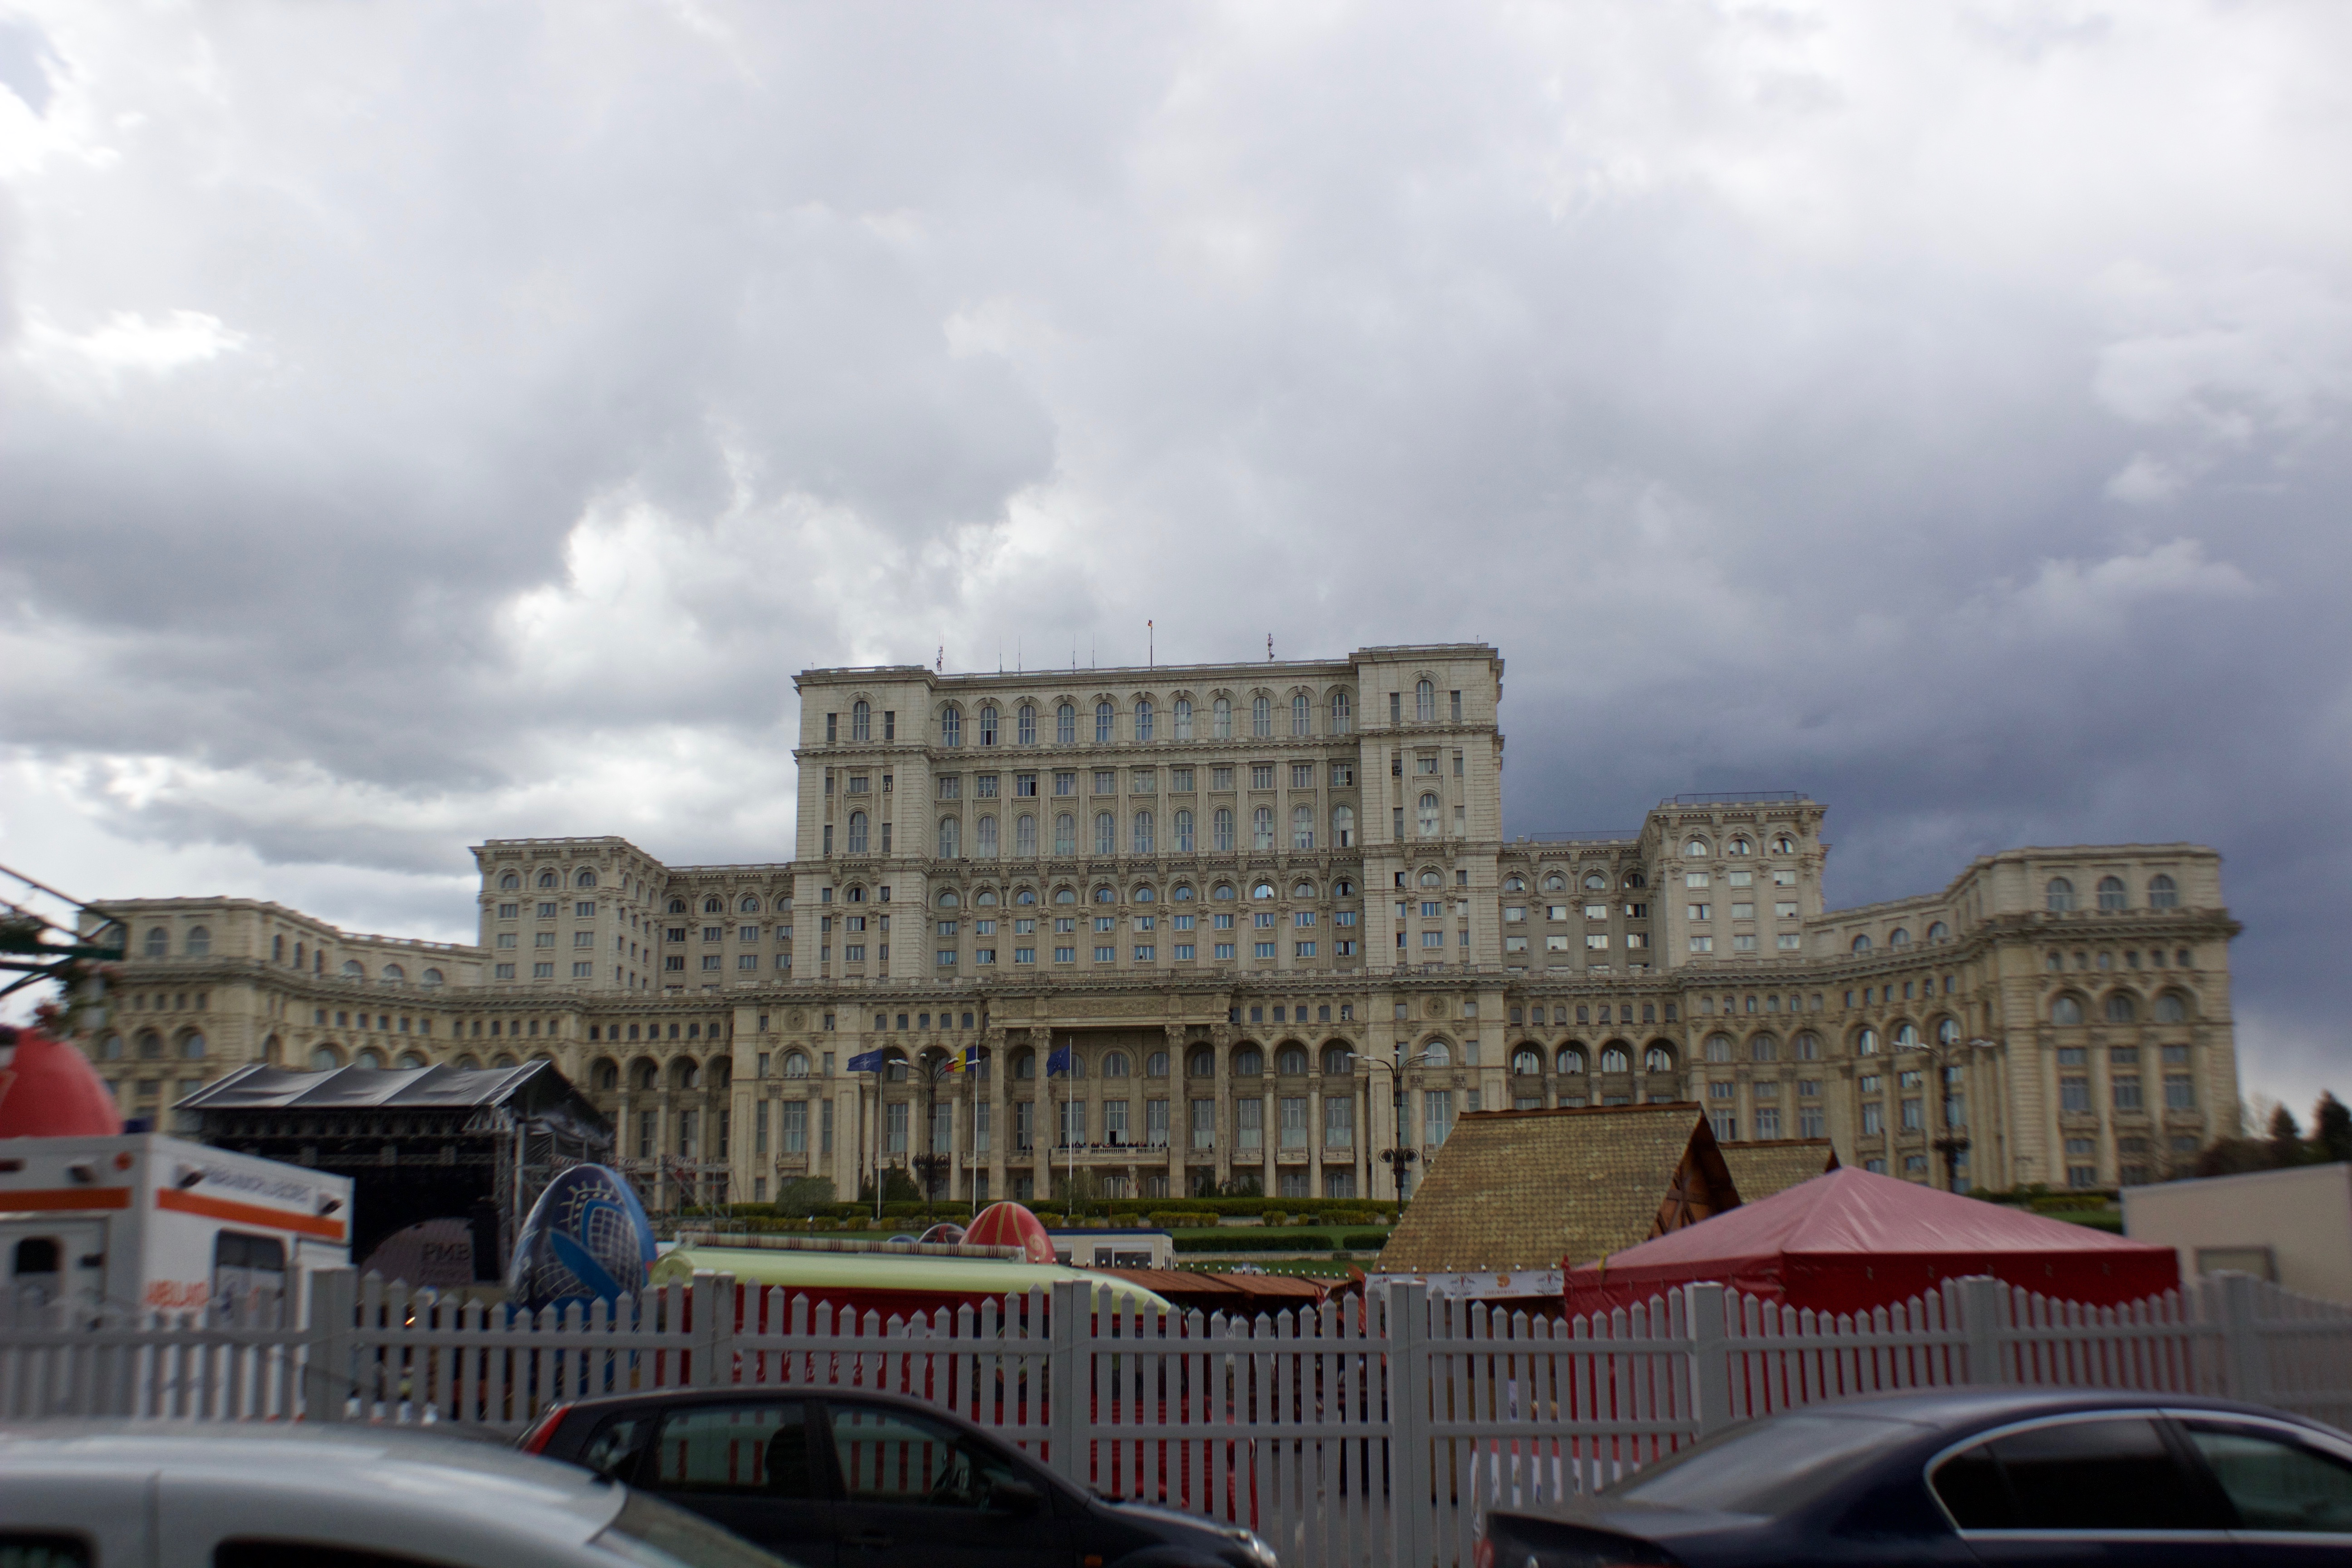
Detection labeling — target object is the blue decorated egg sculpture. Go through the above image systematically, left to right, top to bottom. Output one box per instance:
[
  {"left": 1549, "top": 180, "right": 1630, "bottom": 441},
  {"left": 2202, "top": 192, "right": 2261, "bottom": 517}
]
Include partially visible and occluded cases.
[{"left": 507, "top": 1164, "right": 657, "bottom": 1312}]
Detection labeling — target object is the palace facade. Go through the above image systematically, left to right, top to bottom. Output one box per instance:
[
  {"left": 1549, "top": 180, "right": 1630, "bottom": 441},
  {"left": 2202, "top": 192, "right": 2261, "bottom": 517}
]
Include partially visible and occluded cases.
[{"left": 75, "top": 643, "right": 2242, "bottom": 1210}]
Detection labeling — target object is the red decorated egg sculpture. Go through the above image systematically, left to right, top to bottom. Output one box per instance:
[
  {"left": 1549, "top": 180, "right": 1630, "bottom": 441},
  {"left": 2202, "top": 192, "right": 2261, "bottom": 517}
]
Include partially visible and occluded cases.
[{"left": 963, "top": 1201, "right": 1055, "bottom": 1264}]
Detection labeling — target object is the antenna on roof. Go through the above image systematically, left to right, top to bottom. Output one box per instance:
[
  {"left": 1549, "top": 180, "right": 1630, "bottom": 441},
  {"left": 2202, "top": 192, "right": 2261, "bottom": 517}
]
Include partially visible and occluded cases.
[
  {"left": 1148, "top": 619, "right": 1154, "bottom": 668},
  {"left": 1267, "top": 632, "right": 1274, "bottom": 662},
  {"left": 936, "top": 644, "right": 944, "bottom": 675}
]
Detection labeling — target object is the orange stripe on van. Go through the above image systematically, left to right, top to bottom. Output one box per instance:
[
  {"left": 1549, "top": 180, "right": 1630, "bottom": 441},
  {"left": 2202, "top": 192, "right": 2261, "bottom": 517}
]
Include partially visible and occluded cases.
[
  {"left": 0, "top": 1187, "right": 133, "bottom": 1212},
  {"left": 157, "top": 1187, "right": 346, "bottom": 1241}
]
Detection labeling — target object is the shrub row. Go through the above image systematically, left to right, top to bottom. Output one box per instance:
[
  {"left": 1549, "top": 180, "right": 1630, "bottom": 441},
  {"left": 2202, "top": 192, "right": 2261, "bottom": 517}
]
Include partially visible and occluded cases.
[{"left": 1173, "top": 1232, "right": 1335, "bottom": 1254}]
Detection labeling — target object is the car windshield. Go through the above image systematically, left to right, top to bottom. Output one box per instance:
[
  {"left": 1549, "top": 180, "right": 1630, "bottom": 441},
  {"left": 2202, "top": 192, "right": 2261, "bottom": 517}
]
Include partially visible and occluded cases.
[
  {"left": 1605, "top": 1414, "right": 1922, "bottom": 1515},
  {"left": 596, "top": 1490, "right": 801, "bottom": 1568}
]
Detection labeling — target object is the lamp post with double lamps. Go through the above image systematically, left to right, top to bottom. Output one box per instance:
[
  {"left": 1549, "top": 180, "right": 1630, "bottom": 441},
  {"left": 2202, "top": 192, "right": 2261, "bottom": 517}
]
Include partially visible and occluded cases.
[
  {"left": 1911, "top": 1032, "right": 1995, "bottom": 1192},
  {"left": 1348, "top": 1049, "right": 1435, "bottom": 1203}
]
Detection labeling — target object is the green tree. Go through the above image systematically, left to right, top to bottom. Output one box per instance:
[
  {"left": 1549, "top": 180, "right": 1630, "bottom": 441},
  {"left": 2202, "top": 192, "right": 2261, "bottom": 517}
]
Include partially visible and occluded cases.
[
  {"left": 2314, "top": 1092, "right": 2352, "bottom": 1164},
  {"left": 2268, "top": 1103, "right": 2306, "bottom": 1168},
  {"left": 857, "top": 1167, "right": 921, "bottom": 1204}
]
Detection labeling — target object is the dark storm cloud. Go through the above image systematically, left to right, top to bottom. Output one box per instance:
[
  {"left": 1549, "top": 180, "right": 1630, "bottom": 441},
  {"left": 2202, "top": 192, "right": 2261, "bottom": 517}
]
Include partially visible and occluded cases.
[{"left": 1, "top": 0, "right": 2348, "bottom": 1105}]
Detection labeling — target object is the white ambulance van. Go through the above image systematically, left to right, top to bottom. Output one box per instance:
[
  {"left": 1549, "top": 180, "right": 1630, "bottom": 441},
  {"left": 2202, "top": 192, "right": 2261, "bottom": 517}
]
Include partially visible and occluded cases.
[{"left": 0, "top": 1132, "right": 352, "bottom": 1320}]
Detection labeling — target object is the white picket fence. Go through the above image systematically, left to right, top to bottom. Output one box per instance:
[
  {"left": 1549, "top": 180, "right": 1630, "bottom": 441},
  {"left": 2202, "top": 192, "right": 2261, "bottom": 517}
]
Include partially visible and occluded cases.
[{"left": 6, "top": 1270, "right": 2352, "bottom": 1568}]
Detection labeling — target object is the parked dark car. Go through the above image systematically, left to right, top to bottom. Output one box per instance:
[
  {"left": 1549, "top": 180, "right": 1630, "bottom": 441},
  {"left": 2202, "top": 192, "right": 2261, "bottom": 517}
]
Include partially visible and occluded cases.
[
  {"left": 520, "top": 1387, "right": 1280, "bottom": 1568},
  {"left": 1477, "top": 1388, "right": 2352, "bottom": 1567}
]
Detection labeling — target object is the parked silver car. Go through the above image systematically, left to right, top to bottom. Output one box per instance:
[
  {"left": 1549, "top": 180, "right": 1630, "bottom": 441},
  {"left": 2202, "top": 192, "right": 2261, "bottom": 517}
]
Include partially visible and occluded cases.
[{"left": 0, "top": 1423, "right": 791, "bottom": 1568}]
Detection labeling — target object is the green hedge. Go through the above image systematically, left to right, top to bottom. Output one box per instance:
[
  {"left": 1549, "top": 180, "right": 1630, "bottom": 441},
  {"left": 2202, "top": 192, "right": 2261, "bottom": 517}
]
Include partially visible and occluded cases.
[
  {"left": 694, "top": 1196, "right": 1401, "bottom": 1227},
  {"left": 1174, "top": 1232, "right": 1335, "bottom": 1254},
  {"left": 1341, "top": 1233, "right": 1390, "bottom": 1250}
]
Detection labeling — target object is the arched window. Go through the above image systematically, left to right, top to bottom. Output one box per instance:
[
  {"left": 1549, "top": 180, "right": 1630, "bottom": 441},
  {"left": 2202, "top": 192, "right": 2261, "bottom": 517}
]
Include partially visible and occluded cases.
[
  {"left": 1415, "top": 680, "right": 1435, "bottom": 721},
  {"left": 1330, "top": 691, "right": 1351, "bottom": 733},
  {"left": 1291, "top": 693, "right": 1310, "bottom": 736},
  {"left": 1251, "top": 694, "right": 1272, "bottom": 737},
  {"left": 1212, "top": 696, "right": 1233, "bottom": 739},
  {"left": 852, "top": 700, "right": 871, "bottom": 740},
  {"left": 1095, "top": 701, "right": 1114, "bottom": 743},
  {"left": 1017, "top": 703, "right": 1037, "bottom": 745},
  {"left": 1057, "top": 703, "right": 1077, "bottom": 744},
  {"left": 977, "top": 704, "right": 999, "bottom": 746},
  {"left": 941, "top": 706, "right": 963, "bottom": 747},
  {"left": 1417, "top": 794, "right": 1439, "bottom": 837},
  {"left": 1291, "top": 804, "right": 1314, "bottom": 850},
  {"left": 1253, "top": 806, "right": 1274, "bottom": 850},
  {"left": 1166, "top": 808, "right": 1192, "bottom": 853},
  {"left": 1213, "top": 808, "right": 1235, "bottom": 852},
  {"left": 1133, "top": 811, "right": 1155, "bottom": 855},
  {"left": 848, "top": 812, "right": 869, "bottom": 854},
  {"left": 1094, "top": 812, "right": 1115, "bottom": 855},
  {"left": 1016, "top": 814, "right": 1038, "bottom": 857},
  {"left": 1054, "top": 814, "right": 1076, "bottom": 856},
  {"left": 976, "top": 815, "right": 998, "bottom": 857},
  {"left": 1771, "top": 834, "right": 1797, "bottom": 854},
  {"left": 1727, "top": 837, "right": 1752, "bottom": 857},
  {"left": 1685, "top": 838, "right": 1710, "bottom": 858},
  {"left": 1419, "top": 869, "right": 1441, "bottom": 888},
  {"left": 1625, "top": 871, "right": 1646, "bottom": 889},
  {"left": 499, "top": 872, "right": 520, "bottom": 891},
  {"left": 1544, "top": 874, "right": 1565, "bottom": 892},
  {"left": 2149, "top": 874, "right": 2178, "bottom": 909},
  {"left": 1504, "top": 875, "right": 1526, "bottom": 892},
  {"left": 2097, "top": 876, "right": 2127, "bottom": 911},
  {"left": 2046, "top": 877, "right": 2075, "bottom": 912},
  {"left": 1334, "top": 878, "right": 1355, "bottom": 896},
  {"left": 1290, "top": 881, "right": 1316, "bottom": 899},
  {"left": 1252, "top": 882, "right": 1275, "bottom": 900},
  {"left": 1094, "top": 884, "right": 1115, "bottom": 905},
  {"left": 1016, "top": 887, "right": 1038, "bottom": 905},
  {"left": 975, "top": 888, "right": 998, "bottom": 906},
  {"left": 938, "top": 889, "right": 960, "bottom": 909},
  {"left": 740, "top": 895, "right": 761, "bottom": 912},
  {"left": 701, "top": 896, "right": 722, "bottom": 914},
  {"left": 669, "top": 899, "right": 687, "bottom": 913},
  {"left": 1926, "top": 921, "right": 1949, "bottom": 943},
  {"left": 180, "top": 925, "right": 211, "bottom": 957},
  {"left": 144, "top": 927, "right": 169, "bottom": 957},
  {"left": 1889, "top": 928, "right": 1911, "bottom": 948},
  {"left": 1851, "top": 934, "right": 1872, "bottom": 953},
  {"left": 342, "top": 960, "right": 365, "bottom": 978},
  {"left": 381, "top": 963, "right": 405, "bottom": 984},
  {"left": 422, "top": 968, "right": 443, "bottom": 988},
  {"left": 2104, "top": 992, "right": 2137, "bottom": 1024},
  {"left": 2156, "top": 992, "right": 2189, "bottom": 1024},
  {"left": 2050, "top": 995, "right": 2084, "bottom": 1026},
  {"left": 1936, "top": 1017, "right": 1961, "bottom": 1045},
  {"left": 1893, "top": 1022, "right": 1919, "bottom": 1049},
  {"left": 1857, "top": 1026, "right": 1880, "bottom": 1054},
  {"left": 133, "top": 1030, "right": 162, "bottom": 1060},
  {"left": 179, "top": 1032, "right": 206, "bottom": 1059},
  {"left": 98, "top": 1034, "right": 123, "bottom": 1060},
  {"left": 1705, "top": 1034, "right": 1732, "bottom": 1063},
  {"left": 1751, "top": 1035, "right": 1779, "bottom": 1063},
  {"left": 1422, "top": 1040, "right": 1452, "bottom": 1067},
  {"left": 311, "top": 1045, "right": 339, "bottom": 1070},
  {"left": 1277, "top": 1045, "right": 1308, "bottom": 1076},
  {"left": 1322, "top": 1045, "right": 1352, "bottom": 1075},
  {"left": 1600, "top": 1045, "right": 1630, "bottom": 1073},
  {"left": 1644, "top": 1045, "right": 1675, "bottom": 1073},
  {"left": 1558, "top": 1047, "right": 1587, "bottom": 1074},
  {"left": 1511, "top": 1048, "right": 1542, "bottom": 1076},
  {"left": 354, "top": 1049, "right": 383, "bottom": 1070},
  {"left": 1188, "top": 1049, "right": 1214, "bottom": 1078},
  {"left": 1013, "top": 1050, "right": 1037, "bottom": 1080},
  {"left": 1093, "top": 1050, "right": 1128, "bottom": 1080},
  {"left": 396, "top": 1051, "right": 426, "bottom": 1070}
]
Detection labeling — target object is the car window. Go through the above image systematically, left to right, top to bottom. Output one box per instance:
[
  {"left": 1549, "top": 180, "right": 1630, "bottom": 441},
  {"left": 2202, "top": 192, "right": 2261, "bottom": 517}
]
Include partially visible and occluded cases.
[
  {"left": 647, "top": 1402, "right": 818, "bottom": 1498},
  {"left": 827, "top": 1404, "right": 1030, "bottom": 1512},
  {"left": 1607, "top": 1414, "right": 1921, "bottom": 1514},
  {"left": 583, "top": 1415, "right": 660, "bottom": 1482},
  {"left": 1985, "top": 1418, "right": 2213, "bottom": 1532},
  {"left": 2186, "top": 1424, "right": 2352, "bottom": 1534},
  {"left": 1929, "top": 1443, "right": 2013, "bottom": 1529},
  {"left": 595, "top": 1490, "right": 798, "bottom": 1568},
  {"left": 0, "top": 1536, "right": 92, "bottom": 1568}
]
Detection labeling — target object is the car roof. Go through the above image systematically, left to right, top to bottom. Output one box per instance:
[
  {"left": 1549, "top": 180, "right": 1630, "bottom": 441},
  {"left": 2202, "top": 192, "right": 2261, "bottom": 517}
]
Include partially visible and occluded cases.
[
  {"left": 554, "top": 1385, "right": 953, "bottom": 1419},
  {"left": 1770, "top": 1386, "right": 2341, "bottom": 1435},
  {"left": 0, "top": 1421, "right": 624, "bottom": 1544}
]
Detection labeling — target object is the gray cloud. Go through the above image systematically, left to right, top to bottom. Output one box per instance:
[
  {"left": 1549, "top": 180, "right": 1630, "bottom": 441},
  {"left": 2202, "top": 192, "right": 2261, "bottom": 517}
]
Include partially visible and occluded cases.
[{"left": 1, "top": 0, "right": 2348, "bottom": 1110}]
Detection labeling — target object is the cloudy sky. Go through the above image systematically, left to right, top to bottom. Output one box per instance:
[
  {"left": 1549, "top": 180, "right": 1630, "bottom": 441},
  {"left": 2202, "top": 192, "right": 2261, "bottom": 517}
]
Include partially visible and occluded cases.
[{"left": 1, "top": 2, "right": 2345, "bottom": 1119}]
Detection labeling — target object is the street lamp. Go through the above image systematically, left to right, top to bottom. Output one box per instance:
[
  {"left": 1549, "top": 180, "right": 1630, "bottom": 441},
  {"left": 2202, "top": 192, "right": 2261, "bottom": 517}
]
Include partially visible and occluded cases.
[
  {"left": 1915, "top": 1034, "right": 1995, "bottom": 1192},
  {"left": 1348, "top": 1050, "right": 1436, "bottom": 1203}
]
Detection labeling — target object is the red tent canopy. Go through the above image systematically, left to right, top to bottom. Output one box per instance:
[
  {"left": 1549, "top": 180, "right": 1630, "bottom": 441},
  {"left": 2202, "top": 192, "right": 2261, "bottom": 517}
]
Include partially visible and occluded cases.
[{"left": 1563, "top": 1166, "right": 2178, "bottom": 1316}]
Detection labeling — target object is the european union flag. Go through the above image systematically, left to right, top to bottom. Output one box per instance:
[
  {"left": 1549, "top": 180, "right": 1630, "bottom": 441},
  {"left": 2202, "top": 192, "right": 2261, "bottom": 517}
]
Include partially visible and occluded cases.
[
  {"left": 1046, "top": 1044, "right": 1072, "bottom": 1076},
  {"left": 847, "top": 1049, "right": 886, "bottom": 1073}
]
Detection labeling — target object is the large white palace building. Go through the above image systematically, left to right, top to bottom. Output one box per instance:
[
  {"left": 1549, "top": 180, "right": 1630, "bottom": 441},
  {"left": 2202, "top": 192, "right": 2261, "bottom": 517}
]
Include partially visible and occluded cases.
[{"left": 76, "top": 643, "right": 2242, "bottom": 1211}]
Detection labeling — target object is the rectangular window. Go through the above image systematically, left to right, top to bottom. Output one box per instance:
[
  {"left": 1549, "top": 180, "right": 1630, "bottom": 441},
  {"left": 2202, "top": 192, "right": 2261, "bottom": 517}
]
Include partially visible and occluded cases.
[
  {"left": 1291, "top": 762, "right": 1314, "bottom": 789},
  {"left": 1250, "top": 763, "right": 1274, "bottom": 789},
  {"left": 1587, "top": 933, "right": 1609, "bottom": 950},
  {"left": 1687, "top": 935, "right": 1712, "bottom": 952},
  {"left": 1215, "top": 942, "right": 1235, "bottom": 959},
  {"left": 1174, "top": 943, "right": 1195, "bottom": 960},
  {"left": 1094, "top": 945, "right": 1115, "bottom": 962},
  {"left": 1134, "top": 945, "right": 1155, "bottom": 961},
  {"left": 1054, "top": 946, "right": 1076, "bottom": 963},
  {"left": 1014, "top": 947, "right": 1035, "bottom": 964},
  {"left": 2165, "top": 1074, "right": 2195, "bottom": 1110},
  {"left": 2113, "top": 1075, "right": 2144, "bottom": 1110},
  {"left": 2061, "top": 1076, "right": 2091, "bottom": 1113},
  {"left": 1423, "top": 1089, "right": 1454, "bottom": 1147},
  {"left": 1279, "top": 1096, "right": 1308, "bottom": 1147},
  {"left": 1324, "top": 1096, "right": 1353, "bottom": 1146},
  {"left": 1901, "top": 1097, "right": 1924, "bottom": 1130},
  {"left": 822, "top": 1098, "right": 834, "bottom": 1155},
  {"left": 1147, "top": 1098, "right": 1171, "bottom": 1145},
  {"left": 1191, "top": 1098, "right": 1215, "bottom": 1149},
  {"left": 1236, "top": 1098, "right": 1263, "bottom": 1149},
  {"left": 780, "top": 1100, "right": 807, "bottom": 1153},
  {"left": 974, "top": 1102, "right": 991, "bottom": 1152},
  {"left": 1862, "top": 1102, "right": 1884, "bottom": 1135},
  {"left": 1798, "top": 1107, "right": 1824, "bottom": 1138}
]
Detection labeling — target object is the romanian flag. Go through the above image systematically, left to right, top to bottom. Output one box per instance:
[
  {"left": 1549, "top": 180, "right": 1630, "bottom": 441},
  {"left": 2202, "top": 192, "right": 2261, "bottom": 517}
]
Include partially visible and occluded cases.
[{"left": 945, "top": 1047, "right": 972, "bottom": 1074}]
